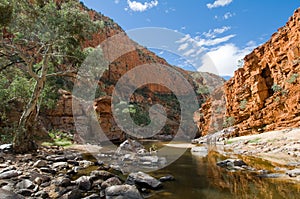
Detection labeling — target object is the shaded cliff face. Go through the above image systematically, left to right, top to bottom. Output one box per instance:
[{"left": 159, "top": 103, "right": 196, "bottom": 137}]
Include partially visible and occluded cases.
[{"left": 196, "top": 8, "right": 300, "bottom": 137}]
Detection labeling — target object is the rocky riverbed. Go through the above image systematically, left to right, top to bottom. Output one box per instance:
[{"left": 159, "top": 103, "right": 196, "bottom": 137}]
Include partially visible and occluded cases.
[
  {"left": 1, "top": 127, "right": 300, "bottom": 199},
  {"left": 0, "top": 143, "right": 173, "bottom": 199}
]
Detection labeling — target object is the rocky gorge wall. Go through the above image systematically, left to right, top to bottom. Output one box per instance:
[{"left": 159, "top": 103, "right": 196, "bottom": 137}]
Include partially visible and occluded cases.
[
  {"left": 1, "top": 1, "right": 224, "bottom": 142},
  {"left": 43, "top": 4, "right": 225, "bottom": 142},
  {"left": 196, "top": 8, "right": 300, "bottom": 137}
]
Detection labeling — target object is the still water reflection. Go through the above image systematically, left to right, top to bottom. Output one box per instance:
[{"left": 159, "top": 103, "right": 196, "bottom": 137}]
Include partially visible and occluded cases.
[{"left": 147, "top": 146, "right": 300, "bottom": 199}]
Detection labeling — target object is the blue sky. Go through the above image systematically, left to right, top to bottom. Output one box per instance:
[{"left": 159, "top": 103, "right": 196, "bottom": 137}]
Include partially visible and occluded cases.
[{"left": 81, "top": 0, "right": 299, "bottom": 76}]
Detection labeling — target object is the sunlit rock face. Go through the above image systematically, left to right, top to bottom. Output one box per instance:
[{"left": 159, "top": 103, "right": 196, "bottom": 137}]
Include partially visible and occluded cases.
[{"left": 196, "top": 8, "right": 300, "bottom": 137}]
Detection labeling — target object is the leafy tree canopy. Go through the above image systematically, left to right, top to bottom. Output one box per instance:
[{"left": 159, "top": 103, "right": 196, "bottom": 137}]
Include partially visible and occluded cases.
[{"left": 0, "top": 0, "right": 101, "bottom": 152}]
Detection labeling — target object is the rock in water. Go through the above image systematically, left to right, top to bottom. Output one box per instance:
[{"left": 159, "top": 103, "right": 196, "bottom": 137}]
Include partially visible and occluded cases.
[
  {"left": 116, "top": 140, "right": 145, "bottom": 155},
  {"left": 216, "top": 159, "right": 247, "bottom": 168},
  {"left": 126, "top": 172, "right": 162, "bottom": 189},
  {"left": 159, "top": 175, "right": 175, "bottom": 182},
  {"left": 105, "top": 185, "right": 143, "bottom": 199}
]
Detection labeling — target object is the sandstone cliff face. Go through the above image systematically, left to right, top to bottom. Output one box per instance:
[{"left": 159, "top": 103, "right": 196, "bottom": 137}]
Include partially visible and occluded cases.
[
  {"left": 45, "top": 5, "right": 219, "bottom": 142},
  {"left": 196, "top": 8, "right": 300, "bottom": 137}
]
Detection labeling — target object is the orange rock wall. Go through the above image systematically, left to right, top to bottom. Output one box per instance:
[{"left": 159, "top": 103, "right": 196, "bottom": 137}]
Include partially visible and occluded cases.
[
  {"left": 45, "top": 6, "right": 203, "bottom": 141},
  {"left": 196, "top": 8, "right": 300, "bottom": 137}
]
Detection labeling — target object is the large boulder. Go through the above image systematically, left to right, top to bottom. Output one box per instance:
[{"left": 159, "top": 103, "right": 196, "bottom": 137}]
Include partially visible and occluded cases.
[{"left": 126, "top": 171, "right": 162, "bottom": 190}]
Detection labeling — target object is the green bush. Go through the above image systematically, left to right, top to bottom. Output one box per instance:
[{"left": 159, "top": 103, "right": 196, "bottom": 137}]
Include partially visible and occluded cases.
[
  {"left": 237, "top": 59, "right": 244, "bottom": 68},
  {"left": 287, "top": 73, "right": 299, "bottom": 84},
  {"left": 271, "top": 84, "right": 282, "bottom": 93},
  {"left": 197, "top": 86, "right": 210, "bottom": 95},
  {"left": 239, "top": 99, "right": 247, "bottom": 110},
  {"left": 223, "top": 116, "right": 235, "bottom": 128},
  {"left": 43, "top": 130, "right": 73, "bottom": 147}
]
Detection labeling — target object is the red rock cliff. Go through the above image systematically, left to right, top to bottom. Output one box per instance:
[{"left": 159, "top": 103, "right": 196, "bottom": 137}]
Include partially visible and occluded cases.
[
  {"left": 46, "top": 4, "right": 213, "bottom": 142},
  {"left": 196, "top": 8, "right": 300, "bottom": 137}
]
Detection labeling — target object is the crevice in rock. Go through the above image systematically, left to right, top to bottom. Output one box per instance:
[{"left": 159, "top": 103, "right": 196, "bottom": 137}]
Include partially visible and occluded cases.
[{"left": 261, "top": 65, "right": 274, "bottom": 97}]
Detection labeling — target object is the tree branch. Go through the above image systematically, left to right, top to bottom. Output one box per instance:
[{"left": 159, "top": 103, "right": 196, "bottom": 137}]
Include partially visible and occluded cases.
[
  {"left": 26, "top": 59, "right": 39, "bottom": 80},
  {"left": 0, "top": 60, "right": 25, "bottom": 72},
  {"left": 46, "top": 70, "right": 77, "bottom": 78}
]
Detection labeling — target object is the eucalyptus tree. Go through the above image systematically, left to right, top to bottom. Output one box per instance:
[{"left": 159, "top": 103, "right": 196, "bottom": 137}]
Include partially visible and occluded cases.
[{"left": 0, "top": 0, "right": 100, "bottom": 153}]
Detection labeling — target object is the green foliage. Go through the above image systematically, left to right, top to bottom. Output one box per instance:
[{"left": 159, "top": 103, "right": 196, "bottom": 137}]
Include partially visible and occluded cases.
[
  {"left": 0, "top": 0, "right": 13, "bottom": 27},
  {"left": 0, "top": 0, "right": 100, "bottom": 114},
  {"left": 10, "top": 0, "right": 98, "bottom": 65},
  {"left": 0, "top": 1, "right": 101, "bottom": 151},
  {"left": 99, "top": 20, "right": 105, "bottom": 29},
  {"left": 72, "top": 48, "right": 108, "bottom": 100},
  {"left": 237, "top": 59, "right": 244, "bottom": 68},
  {"left": 0, "top": 67, "right": 69, "bottom": 112},
  {"left": 0, "top": 68, "right": 34, "bottom": 107},
  {"left": 287, "top": 73, "right": 299, "bottom": 84},
  {"left": 271, "top": 83, "right": 288, "bottom": 96},
  {"left": 271, "top": 84, "right": 282, "bottom": 93},
  {"left": 197, "top": 86, "right": 210, "bottom": 95},
  {"left": 274, "top": 96, "right": 280, "bottom": 102},
  {"left": 239, "top": 99, "right": 247, "bottom": 110},
  {"left": 115, "top": 101, "right": 151, "bottom": 126},
  {"left": 130, "top": 104, "right": 151, "bottom": 126},
  {"left": 223, "top": 116, "right": 235, "bottom": 128},
  {"left": 0, "top": 125, "right": 15, "bottom": 144},
  {"left": 44, "top": 130, "right": 73, "bottom": 147},
  {"left": 249, "top": 138, "right": 261, "bottom": 144},
  {"left": 149, "top": 144, "right": 158, "bottom": 151}
]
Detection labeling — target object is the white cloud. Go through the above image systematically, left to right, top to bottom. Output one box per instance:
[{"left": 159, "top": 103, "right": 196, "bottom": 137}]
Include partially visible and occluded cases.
[
  {"left": 114, "top": 0, "right": 120, "bottom": 4},
  {"left": 127, "top": 0, "right": 159, "bottom": 12},
  {"left": 207, "top": 0, "right": 233, "bottom": 9},
  {"left": 165, "top": 7, "right": 176, "bottom": 14},
  {"left": 224, "top": 12, "right": 235, "bottom": 19},
  {"left": 203, "top": 26, "right": 231, "bottom": 38},
  {"left": 173, "top": 27, "right": 258, "bottom": 76},
  {"left": 177, "top": 33, "right": 235, "bottom": 49},
  {"left": 177, "top": 34, "right": 191, "bottom": 43},
  {"left": 196, "top": 34, "right": 236, "bottom": 47},
  {"left": 178, "top": 43, "right": 189, "bottom": 51},
  {"left": 199, "top": 43, "right": 257, "bottom": 76},
  {"left": 183, "top": 49, "right": 196, "bottom": 57},
  {"left": 158, "top": 51, "right": 164, "bottom": 55}
]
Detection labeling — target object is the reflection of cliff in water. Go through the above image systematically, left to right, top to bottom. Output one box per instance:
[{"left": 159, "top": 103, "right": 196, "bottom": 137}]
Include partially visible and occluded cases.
[{"left": 194, "top": 150, "right": 300, "bottom": 199}]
